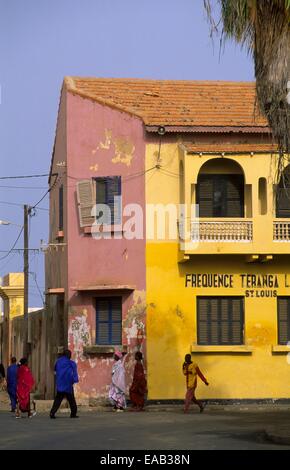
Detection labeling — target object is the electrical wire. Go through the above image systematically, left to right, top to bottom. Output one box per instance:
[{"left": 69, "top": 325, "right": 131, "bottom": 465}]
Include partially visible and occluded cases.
[
  {"left": 66, "top": 166, "right": 157, "bottom": 184},
  {"left": 0, "top": 173, "right": 52, "bottom": 180},
  {"left": 30, "top": 173, "right": 58, "bottom": 210},
  {"left": 30, "top": 175, "right": 58, "bottom": 210},
  {"left": 0, "top": 185, "right": 48, "bottom": 190},
  {"left": 0, "top": 201, "right": 49, "bottom": 211},
  {"left": 0, "top": 226, "right": 24, "bottom": 262},
  {"left": 0, "top": 252, "right": 18, "bottom": 274},
  {"left": 29, "top": 272, "right": 44, "bottom": 304}
]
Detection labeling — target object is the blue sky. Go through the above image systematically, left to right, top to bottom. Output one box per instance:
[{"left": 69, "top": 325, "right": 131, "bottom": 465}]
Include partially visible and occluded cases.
[{"left": 0, "top": 0, "right": 254, "bottom": 307}]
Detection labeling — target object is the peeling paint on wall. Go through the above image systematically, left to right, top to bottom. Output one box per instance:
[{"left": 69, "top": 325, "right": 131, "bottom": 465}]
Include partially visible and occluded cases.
[
  {"left": 97, "top": 129, "right": 135, "bottom": 166},
  {"left": 98, "top": 129, "right": 113, "bottom": 150},
  {"left": 112, "top": 137, "right": 135, "bottom": 166},
  {"left": 89, "top": 163, "right": 99, "bottom": 171},
  {"left": 123, "top": 290, "right": 146, "bottom": 348},
  {"left": 68, "top": 312, "right": 91, "bottom": 361}
]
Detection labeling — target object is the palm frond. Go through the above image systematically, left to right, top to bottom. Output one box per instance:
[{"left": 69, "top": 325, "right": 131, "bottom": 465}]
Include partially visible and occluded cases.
[{"left": 204, "top": 0, "right": 290, "bottom": 155}]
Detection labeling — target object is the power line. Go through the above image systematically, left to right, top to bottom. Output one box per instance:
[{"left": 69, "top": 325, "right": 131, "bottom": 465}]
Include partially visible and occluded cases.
[
  {"left": 67, "top": 166, "right": 157, "bottom": 184},
  {"left": 0, "top": 173, "right": 51, "bottom": 180},
  {"left": 30, "top": 173, "right": 58, "bottom": 210},
  {"left": 0, "top": 185, "right": 48, "bottom": 190},
  {"left": 0, "top": 201, "right": 49, "bottom": 211},
  {"left": 0, "top": 226, "right": 24, "bottom": 262},
  {"left": 0, "top": 249, "right": 39, "bottom": 253},
  {"left": 0, "top": 251, "right": 18, "bottom": 273},
  {"left": 29, "top": 272, "right": 44, "bottom": 304}
]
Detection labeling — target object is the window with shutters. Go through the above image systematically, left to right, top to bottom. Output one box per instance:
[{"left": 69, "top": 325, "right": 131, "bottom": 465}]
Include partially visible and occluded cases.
[
  {"left": 276, "top": 166, "right": 290, "bottom": 218},
  {"left": 197, "top": 175, "right": 244, "bottom": 218},
  {"left": 94, "top": 176, "right": 121, "bottom": 225},
  {"left": 76, "top": 177, "right": 122, "bottom": 227},
  {"left": 96, "top": 297, "right": 122, "bottom": 345},
  {"left": 197, "top": 297, "right": 244, "bottom": 345},
  {"left": 277, "top": 297, "right": 290, "bottom": 345}
]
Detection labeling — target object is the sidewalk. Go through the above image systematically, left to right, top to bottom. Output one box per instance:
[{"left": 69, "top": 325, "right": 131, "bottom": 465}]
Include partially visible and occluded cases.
[
  {"left": 2, "top": 391, "right": 290, "bottom": 414},
  {"left": 19, "top": 400, "right": 290, "bottom": 414}
]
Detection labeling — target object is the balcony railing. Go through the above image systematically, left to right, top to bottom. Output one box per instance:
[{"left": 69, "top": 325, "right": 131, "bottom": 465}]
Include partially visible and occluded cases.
[
  {"left": 191, "top": 220, "right": 253, "bottom": 243},
  {"left": 273, "top": 221, "right": 290, "bottom": 242}
]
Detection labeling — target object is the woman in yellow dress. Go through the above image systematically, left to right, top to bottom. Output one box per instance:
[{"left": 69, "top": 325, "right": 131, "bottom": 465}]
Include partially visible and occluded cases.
[{"left": 182, "top": 354, "right": 209, "bottom": 413}]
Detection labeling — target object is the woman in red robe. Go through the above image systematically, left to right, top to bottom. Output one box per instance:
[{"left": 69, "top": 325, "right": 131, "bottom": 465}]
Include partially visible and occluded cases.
[
  {"left": 129, "top": 351, "right": 147, "bottom": 411},
  {"left": 16, "top": 358, "right": 35, "bottom": 418}
]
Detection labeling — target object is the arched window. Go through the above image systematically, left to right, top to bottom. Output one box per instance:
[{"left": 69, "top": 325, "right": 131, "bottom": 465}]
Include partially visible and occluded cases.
[
  {"left": 197, "top": 159, "right": 245, "bottom": 218},
  {"left": 276, "top": 165, "right": 290, "bottom": 218}
]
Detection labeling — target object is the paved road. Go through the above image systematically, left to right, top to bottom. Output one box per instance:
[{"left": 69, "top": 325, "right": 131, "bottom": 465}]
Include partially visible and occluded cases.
[{"left": 0, "top": 408, "right": 289, "bottom": 450}]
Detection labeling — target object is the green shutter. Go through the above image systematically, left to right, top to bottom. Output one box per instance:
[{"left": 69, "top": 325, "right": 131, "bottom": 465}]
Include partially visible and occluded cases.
[
  {"left": 197, "top": 175, "right": 244, "bottom": 218},
  {"left": 226, "top": 175, "right": 244, "bottom": 218},
  {"left": 197, "top": 177, "right": 214, "bottom": 217},
  {"left": 197, "top": 297, "right": 244, "bottom": 345},
  {"left": 278, "top": 297, "right": 290, "bottom": 345}
]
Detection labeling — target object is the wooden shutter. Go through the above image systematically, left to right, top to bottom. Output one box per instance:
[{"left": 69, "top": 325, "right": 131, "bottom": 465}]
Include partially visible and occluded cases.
[
  {"left": 276, "top": 167, "right": 290, "bottom": 218},
  {"left": 197, "top": 175, "right": 244, "bottom": 218},
  {"left": 226, "top": 175, "right": 244, "bottom": 218},
  {"left": 106, "top": 177, "right": 122, "bottom": 225},
  {"left": 197, "top": 177, "right": 214, "bottom": 217},
  {"left": 96, "top": 178, "right": 106, "bottom": 204},
  {"left": 76, "top": 180, "right": 95, "bottom": 227},
  {"left": 276, "top": 188, "right": 290, "bottom": 218},
  {"left": 96, "top": 297, "right": 122, "bottom": 345},
  {"left": 197, "top": 297, "right": 244, "bottom": 345},
  {"left": 278, "top": 297, "right": 290, "bottom": 345},
  {"left": 111, "top": 298, "right": 122, "bottom": 344},
  {"left": 197, "top": 298, "right": 209, "bottom": 344},
  {"left": 221, "top": 298, "right": 230, "bottom": 344},
  {"left": 231, "top": 298, "right": 243, "bottom": 344},
  {"left": 96, "top": 299, "right": 110, "bottom": 344}
]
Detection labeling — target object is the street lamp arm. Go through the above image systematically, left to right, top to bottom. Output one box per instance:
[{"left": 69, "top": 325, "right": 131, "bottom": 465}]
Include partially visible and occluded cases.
[{"left": 0, "top": 220, "right": 23, "bottom": 227}]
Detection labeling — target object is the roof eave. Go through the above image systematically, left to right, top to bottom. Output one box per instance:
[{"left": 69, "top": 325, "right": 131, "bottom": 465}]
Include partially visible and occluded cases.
[{"left": 145, "top": 125, "right": 271, "bottom": 134}]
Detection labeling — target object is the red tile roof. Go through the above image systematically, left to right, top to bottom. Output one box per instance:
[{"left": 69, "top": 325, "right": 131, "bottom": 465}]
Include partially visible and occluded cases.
[
  {"left": 64, "top": 77, "right": 269, "bottom": 131},
  {"left": 182, "top": 142, "right": 278, "bottom": 154}
]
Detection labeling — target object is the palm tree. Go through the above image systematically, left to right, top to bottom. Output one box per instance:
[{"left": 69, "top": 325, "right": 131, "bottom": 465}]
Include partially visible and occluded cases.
[{"left": 204, "top": 0, "right": 290, "bottom": 157}]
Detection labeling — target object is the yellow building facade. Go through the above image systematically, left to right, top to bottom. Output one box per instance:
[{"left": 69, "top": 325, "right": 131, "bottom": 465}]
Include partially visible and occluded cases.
[
  {"left": 146, "top": 142, "right": 290, "bottom": 401},
  {"left": 0, "top": 273, "right": 24, "bottom": 365},
  {"left": 0, "top": 273, "right": 24, "bottom": 319}
]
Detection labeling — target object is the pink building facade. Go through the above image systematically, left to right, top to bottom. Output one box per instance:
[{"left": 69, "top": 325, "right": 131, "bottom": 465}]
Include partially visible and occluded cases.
[{"left": 46, "top": 83, "right": 146, "bottom": 400}]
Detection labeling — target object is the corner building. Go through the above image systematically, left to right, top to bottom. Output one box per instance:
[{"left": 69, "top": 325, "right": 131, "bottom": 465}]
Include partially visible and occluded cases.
[{"left": 47, "top": 78, "right": 290, "bottom": 401}]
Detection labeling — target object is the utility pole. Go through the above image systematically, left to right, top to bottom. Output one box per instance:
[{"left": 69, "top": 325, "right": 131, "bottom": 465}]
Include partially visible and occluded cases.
[{"left": 23, "top": 205, "right": 30, "bottom": 358}]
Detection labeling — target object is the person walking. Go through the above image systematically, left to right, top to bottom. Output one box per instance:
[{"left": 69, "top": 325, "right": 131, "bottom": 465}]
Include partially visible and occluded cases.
[
  {"left": 50, "top": 349, "right": 79, "bottom": 419},
  {"left": 109, "top": 350, "right": 126, "bottom": 411},
  {"left": 129, "top": 351, "right": 147, "bottom": 411},
  {"left": 183, "top": 353, "right": 209, "bottom": 413},
  {"left": 7, "top": 357, "right": 18, "bottom": 412},
  {"left": 15, "top": 358, "right": 36, "bottom": 419}
]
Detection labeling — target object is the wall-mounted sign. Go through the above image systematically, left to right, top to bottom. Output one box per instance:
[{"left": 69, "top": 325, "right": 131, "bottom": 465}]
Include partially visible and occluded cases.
[{"left": 185, "top": 274, "right": 290, "bottom": 298}]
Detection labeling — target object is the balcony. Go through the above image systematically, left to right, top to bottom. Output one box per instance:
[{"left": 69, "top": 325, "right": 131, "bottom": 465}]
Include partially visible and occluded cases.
[
  {"left": 179, "top": 218, "right": 290, "bottom": 257},
  {"left": 191, "top": 219, "right": 253, "bottom": 243}
]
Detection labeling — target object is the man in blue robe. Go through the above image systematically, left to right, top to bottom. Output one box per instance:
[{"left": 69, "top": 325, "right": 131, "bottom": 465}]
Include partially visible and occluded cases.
[
  {"left": 49, "top": 349, "right": 79, "bottom": 419},
  {"left": 7, "top": 357, "right": 18, "bottom": 412}
]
